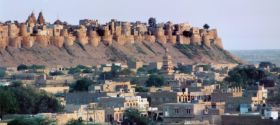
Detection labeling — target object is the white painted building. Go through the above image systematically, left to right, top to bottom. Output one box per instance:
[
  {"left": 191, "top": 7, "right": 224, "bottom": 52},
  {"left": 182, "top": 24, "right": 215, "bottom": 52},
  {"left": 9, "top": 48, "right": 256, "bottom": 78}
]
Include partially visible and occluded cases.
[{"left": 264, "top": 108, "right": 278, "bottom": 120}]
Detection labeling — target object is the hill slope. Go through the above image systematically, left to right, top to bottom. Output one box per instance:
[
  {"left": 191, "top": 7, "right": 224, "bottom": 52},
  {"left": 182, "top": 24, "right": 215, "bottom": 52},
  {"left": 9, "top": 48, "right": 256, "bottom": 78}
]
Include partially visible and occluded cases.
[{"left": 0, "top": 42, "right": 240, "bottom": 67}]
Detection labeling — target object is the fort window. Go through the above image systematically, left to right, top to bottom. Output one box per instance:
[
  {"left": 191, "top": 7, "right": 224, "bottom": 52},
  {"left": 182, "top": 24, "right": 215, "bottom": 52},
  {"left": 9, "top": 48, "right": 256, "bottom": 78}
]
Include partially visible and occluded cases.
[
  {"left": 175, "top": 108, "right": 179, "bottom": 114},
  {"left": 186, "top": 109, "right": 191, "bottom": 114}
]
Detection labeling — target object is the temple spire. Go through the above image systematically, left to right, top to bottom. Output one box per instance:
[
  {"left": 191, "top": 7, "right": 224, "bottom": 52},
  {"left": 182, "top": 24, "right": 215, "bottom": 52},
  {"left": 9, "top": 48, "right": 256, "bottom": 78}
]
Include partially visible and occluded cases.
[{"left": 37, "top": 11, "right": 45, "bottom": 25}]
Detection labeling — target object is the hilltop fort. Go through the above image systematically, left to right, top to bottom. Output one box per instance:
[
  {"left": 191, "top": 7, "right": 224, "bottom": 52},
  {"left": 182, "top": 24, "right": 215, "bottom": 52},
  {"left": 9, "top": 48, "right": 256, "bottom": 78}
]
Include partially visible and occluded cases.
[{"left": 0, "top": 12, "right": 239, "bottom": 66}]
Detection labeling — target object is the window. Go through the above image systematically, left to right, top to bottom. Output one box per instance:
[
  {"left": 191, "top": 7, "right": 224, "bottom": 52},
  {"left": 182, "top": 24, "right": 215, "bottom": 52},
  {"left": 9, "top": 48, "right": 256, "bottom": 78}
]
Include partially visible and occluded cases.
[
  {"left": 175, "top": 108, "right": 179, "bottom": 114},
  {"left": 185, "top": 108, "right": 192, "bottom": 114},
  {"left": 186, "top": 109, "right": 191, "bottom": 114}
]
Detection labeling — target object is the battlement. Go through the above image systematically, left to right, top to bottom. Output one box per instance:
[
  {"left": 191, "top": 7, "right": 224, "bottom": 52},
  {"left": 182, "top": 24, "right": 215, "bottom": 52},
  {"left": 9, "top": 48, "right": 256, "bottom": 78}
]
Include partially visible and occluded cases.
[{"left": 0, "top": 12, "right": 224, "bottom": 49}]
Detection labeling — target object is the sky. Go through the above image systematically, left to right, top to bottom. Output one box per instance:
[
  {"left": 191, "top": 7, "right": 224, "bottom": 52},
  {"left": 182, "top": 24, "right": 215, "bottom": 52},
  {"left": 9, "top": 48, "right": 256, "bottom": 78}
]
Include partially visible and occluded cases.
[{"left": 0, "top": 0, "right": 280, "bottom": 50}]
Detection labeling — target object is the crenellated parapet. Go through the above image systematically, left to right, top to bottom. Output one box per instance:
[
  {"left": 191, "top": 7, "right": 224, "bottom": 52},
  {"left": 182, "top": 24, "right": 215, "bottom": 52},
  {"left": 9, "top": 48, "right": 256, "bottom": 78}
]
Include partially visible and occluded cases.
[{"left": 0, "top": 12, "right": 225, "bottom": 50}]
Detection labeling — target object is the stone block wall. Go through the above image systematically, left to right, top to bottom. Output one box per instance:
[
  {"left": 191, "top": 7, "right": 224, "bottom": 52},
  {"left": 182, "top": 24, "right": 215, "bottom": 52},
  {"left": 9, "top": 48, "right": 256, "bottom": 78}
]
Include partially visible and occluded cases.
[
  {"left": 88, "top": 30, "right": 100, "bottom": 47},
  {"left": 35, "top": 35, "right": 50, "bottom": 48},
  {"left": 145, "top": 35, "right": 156, "bottom": 43},
  {"left": 22, "top": 36, "right": 34, "bottom": 48},
  {"left": 51, "top": 36, "right": 64, "bottom": 48},
  {"left": 64, "top": 36, "right": 75, "bottom": 47},
  {"left": 0, "top": 37, "right": 8, "bottom": 49},
  {"left": 9, "top": 37, "right": 22, "bottom": 48}
]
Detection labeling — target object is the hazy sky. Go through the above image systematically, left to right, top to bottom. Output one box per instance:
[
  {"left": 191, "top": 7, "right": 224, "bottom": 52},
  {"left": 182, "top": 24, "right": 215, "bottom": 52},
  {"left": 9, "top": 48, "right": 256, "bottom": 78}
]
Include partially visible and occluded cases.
[{"left": 0, "top": 0, "right": 279, "bottom": 50}]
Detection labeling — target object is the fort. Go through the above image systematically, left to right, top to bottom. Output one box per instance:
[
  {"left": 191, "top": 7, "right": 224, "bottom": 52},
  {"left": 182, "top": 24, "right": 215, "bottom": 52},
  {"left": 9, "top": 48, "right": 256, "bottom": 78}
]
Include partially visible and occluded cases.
[{"left": 0, "top": 12, "right": 224, "bottom": 49}]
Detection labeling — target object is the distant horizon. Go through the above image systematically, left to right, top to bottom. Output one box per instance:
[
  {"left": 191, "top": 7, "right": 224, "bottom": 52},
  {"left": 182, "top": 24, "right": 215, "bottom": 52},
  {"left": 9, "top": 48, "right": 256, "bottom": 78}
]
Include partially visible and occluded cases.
[
  {"left": 1, "top": 0, "right": 280, "bottom": 50},
  {"left": 229, "top": 49, "right": 280, "bottom": 51}
]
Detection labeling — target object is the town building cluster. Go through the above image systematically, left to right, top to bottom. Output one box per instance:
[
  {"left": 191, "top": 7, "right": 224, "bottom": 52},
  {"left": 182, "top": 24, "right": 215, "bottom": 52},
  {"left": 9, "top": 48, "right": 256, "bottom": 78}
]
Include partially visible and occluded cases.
[
  {"left": 0, "top": 12, "right": 224, "bottom": 50},
  {"left": 1, "top": 47, "right": 280, "bottom": 125}
]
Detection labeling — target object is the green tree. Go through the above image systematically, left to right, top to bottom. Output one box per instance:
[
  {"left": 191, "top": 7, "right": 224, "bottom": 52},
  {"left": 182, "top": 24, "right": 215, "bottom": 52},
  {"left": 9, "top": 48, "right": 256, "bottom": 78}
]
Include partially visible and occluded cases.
[
  {"left": 148, "top": 17, "right": 157, "bottom": 28},
  {"left": 203, "top": 24, "right": 210, "bottom": 30},
  {"left": 17, "top": 64, "right": 28, "bottom": 71},
  {"left": 98, "top": 64, "right": 122, "bottom": 80},
  {"left": 29, "top": 65, "right": 45, "bottom": 70},
  {"left": 68, "top": 65, "right": 93, "bottom": 74},
  {"left": 76, "top": 65, "right": 88, "bottom": 70},
  {"left": 225, "top": 66, "right": 266, "bottom": 88},
  {"left": 68, "top": 67, "right": 82, "bottom": 74},
  {"left": 137, "top": 67, "right": 146, "bottom": 74},
  {"left": 82, "top": 68, "right": 93, "bottom": 73},
  {"left": 119, "top": 68, "right": 134, "bottom": 76},
  {"left": 147, "top": 68, "right": 159, "bottom": 74},
  {"left": 0, "top": 69, "right": 6, "bottom": 78},
  {"left": 49, "top": 71, "right": 64, "bottom": 76},
  {"left": 146, "top": 74, "right": 165, "bottom": 87},
  {"left": 131, "top": 77, "right": 142, "bottom": 85},
  {"left": 70, "top": 78, "right": 94, "bottom": 92},
  {"left": 10, "top": 81, "right": 23, "bottom": 88},
  {"left": 0, "top": 86, "right": 62, "bottom": 115},
  {"left": 135, "top": 86, "right": 148, "bottom": 92},
  {"left": 0, "top": 87, "right": 18, "bottom": 119},
  {"left": 12, "top": 87, "right": 38, "bottom": 114},
  {"left": 35, "top": 91, "right": 63, "bottom": 113},
  {"left": 122, "top": 109, "right": 153, "bottom": 125},
  {"left": 8, "top": 117, "right": 54, "bottom": 125},
  {"left": 66, "top": 118, "right": 100, "bottom": 125},
  {"left": 66, "top": 118, "right": 84, "bottom": 125}
]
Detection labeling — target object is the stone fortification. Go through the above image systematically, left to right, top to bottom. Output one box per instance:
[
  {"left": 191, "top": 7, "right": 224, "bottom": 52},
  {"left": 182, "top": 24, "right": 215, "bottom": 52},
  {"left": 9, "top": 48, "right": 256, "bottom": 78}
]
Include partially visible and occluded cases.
[{"left": 0, "top": 12, "right": 224, "bottom": 50}]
